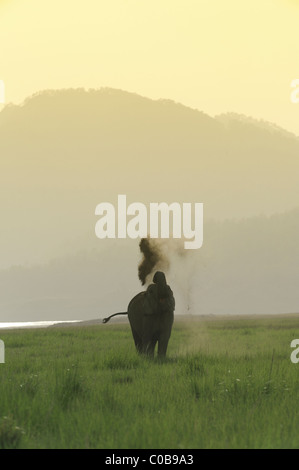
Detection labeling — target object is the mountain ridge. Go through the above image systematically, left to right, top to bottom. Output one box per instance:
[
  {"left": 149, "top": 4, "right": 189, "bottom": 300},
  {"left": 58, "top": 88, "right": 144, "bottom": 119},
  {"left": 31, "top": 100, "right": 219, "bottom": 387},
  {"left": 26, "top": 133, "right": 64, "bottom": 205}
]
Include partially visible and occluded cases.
[{"left": 1, "top": 87, "right": 299, "bottom": 271}]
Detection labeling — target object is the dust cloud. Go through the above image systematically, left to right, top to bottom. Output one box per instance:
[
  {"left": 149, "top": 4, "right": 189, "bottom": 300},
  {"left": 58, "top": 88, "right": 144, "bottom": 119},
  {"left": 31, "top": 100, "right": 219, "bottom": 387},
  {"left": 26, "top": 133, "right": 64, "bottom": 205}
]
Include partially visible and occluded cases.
[{"left": 137, "top": 236, "right": 200, "bottom": 316}]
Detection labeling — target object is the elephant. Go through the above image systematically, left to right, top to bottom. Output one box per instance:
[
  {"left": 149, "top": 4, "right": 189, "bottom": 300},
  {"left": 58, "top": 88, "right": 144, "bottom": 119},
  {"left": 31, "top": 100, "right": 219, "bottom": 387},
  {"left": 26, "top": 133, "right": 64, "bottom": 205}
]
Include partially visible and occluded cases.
[{"left": 102, "top": 271, "right": 175, "bottom": 358}]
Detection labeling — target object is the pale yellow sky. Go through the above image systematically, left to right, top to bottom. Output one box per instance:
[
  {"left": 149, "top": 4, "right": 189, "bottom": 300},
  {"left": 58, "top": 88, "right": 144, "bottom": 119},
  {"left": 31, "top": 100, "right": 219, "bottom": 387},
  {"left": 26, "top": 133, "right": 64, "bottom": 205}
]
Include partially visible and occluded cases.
[{"left": 0, "top": 0, "right": 299, "bottom": 134}]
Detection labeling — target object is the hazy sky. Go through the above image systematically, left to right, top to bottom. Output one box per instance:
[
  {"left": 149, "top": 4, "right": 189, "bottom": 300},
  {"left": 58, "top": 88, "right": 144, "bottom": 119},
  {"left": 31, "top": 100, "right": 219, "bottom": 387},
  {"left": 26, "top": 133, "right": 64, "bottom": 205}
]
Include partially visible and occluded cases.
[{"left": 0, "top": 0, "right": 299, "bottom": 135}]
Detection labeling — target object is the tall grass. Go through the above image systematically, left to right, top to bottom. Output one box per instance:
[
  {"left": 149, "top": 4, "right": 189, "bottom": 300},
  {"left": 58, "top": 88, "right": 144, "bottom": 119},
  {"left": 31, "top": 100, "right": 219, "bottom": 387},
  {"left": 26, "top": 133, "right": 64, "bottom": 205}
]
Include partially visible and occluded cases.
[{"left": 0, "top": 314, "right": 299, "bottom": 448}]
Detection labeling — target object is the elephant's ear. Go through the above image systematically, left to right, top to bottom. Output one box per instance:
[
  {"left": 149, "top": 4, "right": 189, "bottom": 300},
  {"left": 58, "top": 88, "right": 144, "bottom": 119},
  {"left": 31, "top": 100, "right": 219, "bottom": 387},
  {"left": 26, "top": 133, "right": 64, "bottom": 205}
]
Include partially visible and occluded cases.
[
  {"left": 144, "top": 284, "right": 159, "bottom": 315},
  {"left": 146, "top": 284, "right": 156, "bottom": 296},
  {"left": 166, "top": 286, "right": 175, "bottom": 311}
]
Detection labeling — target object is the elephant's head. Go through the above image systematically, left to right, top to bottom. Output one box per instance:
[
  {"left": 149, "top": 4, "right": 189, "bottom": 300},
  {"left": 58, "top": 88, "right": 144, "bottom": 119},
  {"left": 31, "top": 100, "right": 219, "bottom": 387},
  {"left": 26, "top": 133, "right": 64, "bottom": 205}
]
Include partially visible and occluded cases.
[
  {"left": 152, "top": 271, "right": 174, "bottom": 312},
  {"left": 153, "top": 271, "right": 166, "bottom": 286}
]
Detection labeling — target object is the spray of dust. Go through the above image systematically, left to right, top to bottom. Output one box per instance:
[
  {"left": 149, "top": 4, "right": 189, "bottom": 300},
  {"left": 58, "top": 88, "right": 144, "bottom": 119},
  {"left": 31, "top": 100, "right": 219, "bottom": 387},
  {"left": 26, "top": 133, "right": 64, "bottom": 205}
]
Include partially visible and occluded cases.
[
  {"left": 137, "top": 236, "right": 211, "bottom": 354},
  {"left": 138, "top": 237, "right": 199, "bottom": 315},
  {"left": 138, "top": 238, "right": 168, "bottom": 285}
]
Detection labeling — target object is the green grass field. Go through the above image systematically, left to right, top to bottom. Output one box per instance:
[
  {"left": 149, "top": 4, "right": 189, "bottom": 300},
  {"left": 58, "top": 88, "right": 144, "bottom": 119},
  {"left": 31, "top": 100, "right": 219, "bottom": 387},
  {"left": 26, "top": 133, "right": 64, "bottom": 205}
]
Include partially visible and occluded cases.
[{"left": 0, "top": 314, "right": 299, "bottom": 449}]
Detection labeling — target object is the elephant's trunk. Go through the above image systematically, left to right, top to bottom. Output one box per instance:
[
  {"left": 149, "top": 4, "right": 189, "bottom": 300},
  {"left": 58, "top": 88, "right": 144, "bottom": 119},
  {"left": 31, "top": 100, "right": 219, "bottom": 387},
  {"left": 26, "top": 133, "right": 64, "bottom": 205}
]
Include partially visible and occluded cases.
[
  {"left": 153, "top": 271, "right": 168, "bottom": 299},
  {"left": 102, "top": 312, "right": 128, "bottom": 323}
]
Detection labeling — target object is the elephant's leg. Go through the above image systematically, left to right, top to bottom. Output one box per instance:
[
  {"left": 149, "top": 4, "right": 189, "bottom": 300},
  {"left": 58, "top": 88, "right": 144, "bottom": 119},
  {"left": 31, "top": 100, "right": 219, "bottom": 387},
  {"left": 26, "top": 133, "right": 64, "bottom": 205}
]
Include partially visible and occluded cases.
[
  {"left": 157, "top": 312, "right": 174, "bottom": 357},
  {"left": 141, "top": 316, "right": 158, "bottom": 357},
  {"left": 131, "top": 326, "right": 143, "bottom": 354},
  {"left": 157, "top": 326, "right": 173, "bottom": 357},
  {"left": 141, "top": 332, "right": 153, "bottom": 356},
  {"left": 157, "top": 335, "right": 169, "bottom": 357},
  {"left": 143, "top": 338, "right": 157, "bottom": 357}
]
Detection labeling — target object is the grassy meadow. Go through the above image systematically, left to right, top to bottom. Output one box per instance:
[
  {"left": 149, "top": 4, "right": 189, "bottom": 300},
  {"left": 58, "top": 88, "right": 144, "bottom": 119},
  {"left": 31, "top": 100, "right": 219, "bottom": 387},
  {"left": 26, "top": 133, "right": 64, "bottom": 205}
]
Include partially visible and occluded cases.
[{"left": 0, "top": 314, "right": 299, "bottom": 449}]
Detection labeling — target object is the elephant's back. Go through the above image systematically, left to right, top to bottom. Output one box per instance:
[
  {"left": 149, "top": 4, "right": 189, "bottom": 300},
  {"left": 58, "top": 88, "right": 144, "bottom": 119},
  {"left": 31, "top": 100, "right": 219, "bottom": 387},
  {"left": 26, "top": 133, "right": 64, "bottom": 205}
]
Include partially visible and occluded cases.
[
  {"left": 127, "top": 291, "right": 146, "bottom": 331},
  {"left": 128, "top": 291, "right": 145, "bottom": 310}
]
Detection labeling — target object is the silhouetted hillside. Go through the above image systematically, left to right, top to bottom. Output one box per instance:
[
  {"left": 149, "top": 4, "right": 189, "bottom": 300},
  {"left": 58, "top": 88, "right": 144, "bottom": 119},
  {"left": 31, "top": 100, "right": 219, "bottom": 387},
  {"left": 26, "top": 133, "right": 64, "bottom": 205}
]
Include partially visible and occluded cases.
[
  {"left": 0, "top": 88, "right": 299, "bottom": 321},
  {"left": 1, "top": 88, "right": 299, "bottom": 270}
]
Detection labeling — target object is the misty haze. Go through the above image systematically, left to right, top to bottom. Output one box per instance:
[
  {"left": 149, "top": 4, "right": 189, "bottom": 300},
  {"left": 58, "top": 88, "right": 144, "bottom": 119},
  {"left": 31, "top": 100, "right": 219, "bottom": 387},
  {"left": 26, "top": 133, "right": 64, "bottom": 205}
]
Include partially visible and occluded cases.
[{"left": 0, "top": 88, "right": 299, "bottom": 322}]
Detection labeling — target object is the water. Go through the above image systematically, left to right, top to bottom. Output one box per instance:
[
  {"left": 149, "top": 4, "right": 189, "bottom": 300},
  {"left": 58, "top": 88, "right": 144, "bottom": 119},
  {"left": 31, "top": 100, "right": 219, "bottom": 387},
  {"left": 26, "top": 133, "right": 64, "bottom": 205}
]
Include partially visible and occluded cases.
[{"left": 0, "top": 320, "right": 82, "bottom": 330}]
